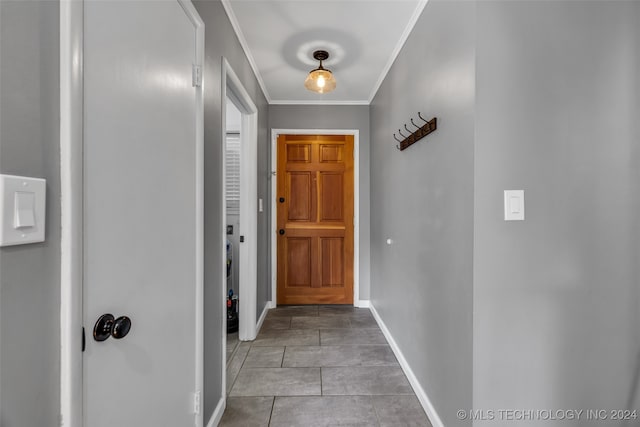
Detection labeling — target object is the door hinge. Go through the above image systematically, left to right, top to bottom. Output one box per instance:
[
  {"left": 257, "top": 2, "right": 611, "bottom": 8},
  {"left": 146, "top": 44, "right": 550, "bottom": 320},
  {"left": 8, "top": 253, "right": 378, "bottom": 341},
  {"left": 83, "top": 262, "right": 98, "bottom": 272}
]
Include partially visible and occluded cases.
[
  {"left": 192, "top": 64, "right": 202, "bottom": 87},
  {"left": 82, "top": 327, "right": 86, "bottom": 352},
  {"left": 193, "top": 390, "right": 201, "bottom": 415}
]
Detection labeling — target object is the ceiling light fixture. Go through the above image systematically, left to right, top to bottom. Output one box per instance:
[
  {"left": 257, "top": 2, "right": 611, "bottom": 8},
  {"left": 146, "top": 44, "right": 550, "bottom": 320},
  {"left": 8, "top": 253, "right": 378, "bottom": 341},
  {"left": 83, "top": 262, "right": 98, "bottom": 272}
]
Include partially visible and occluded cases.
[{"left": 304, "top": 50, "right": 336, "bottom": 94}]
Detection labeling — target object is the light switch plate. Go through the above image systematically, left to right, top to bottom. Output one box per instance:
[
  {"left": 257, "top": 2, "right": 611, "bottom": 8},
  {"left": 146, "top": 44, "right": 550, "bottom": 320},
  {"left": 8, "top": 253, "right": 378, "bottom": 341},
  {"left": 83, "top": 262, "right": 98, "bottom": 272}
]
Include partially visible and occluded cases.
[
  {"left": 0, "top": 174, "right": 46, "bottom": 246},
  {"left": 504, "top": 190, "right": 525, "bottom": 221}
]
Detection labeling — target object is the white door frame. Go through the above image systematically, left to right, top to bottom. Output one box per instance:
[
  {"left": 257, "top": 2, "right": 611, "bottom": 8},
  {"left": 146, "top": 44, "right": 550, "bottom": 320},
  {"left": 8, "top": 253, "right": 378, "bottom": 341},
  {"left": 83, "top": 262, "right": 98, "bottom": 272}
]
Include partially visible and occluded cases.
[
  {"left": 59, "top": 2, "right": 204, "bottom": 426},
  {"left": 221, "top": 58, "right": 258, "bottom": 345},
  {"left": 270, "top": 129, "right": 364, "bottom": 307}
]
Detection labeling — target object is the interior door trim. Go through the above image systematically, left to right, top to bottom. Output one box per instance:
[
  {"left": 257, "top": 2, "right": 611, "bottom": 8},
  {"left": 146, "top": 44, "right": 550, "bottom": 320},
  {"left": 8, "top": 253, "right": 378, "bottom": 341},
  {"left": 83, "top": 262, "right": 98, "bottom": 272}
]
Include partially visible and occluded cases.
[
  {"left": 60, "top": 1, "right": 84, "bottom": 425},
  {"left": 60, "top": 2, "right": 205, "bottom": 426},
  {"left": 270, "top": 129, "right": 362, "bottom": 308}
]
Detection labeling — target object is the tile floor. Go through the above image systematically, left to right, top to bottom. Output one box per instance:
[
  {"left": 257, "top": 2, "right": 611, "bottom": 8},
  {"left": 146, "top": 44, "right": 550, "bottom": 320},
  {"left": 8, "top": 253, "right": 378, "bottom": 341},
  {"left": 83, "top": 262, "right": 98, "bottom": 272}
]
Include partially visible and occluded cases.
[
  {"left": 221, "top": 305, "right": 432, "bottom": 427},
  {"left": 227, "top": 331, "right": 239, "bottom": 362}
]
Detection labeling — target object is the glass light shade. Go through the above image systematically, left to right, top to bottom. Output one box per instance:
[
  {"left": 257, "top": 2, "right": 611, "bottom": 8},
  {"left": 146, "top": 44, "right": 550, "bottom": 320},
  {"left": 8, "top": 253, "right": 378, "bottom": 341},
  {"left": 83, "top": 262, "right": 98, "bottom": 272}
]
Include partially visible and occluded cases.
[{"left": 304, "top": 68, "right": 336, "bottom": 94}]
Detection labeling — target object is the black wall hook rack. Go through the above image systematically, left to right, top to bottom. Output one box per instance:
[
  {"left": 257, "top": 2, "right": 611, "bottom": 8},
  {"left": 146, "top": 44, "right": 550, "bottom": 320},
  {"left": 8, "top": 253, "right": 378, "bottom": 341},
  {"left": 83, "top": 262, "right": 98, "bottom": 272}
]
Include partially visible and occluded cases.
[{"left": 393, "top": 113, "right": 437, "bottom": 151}]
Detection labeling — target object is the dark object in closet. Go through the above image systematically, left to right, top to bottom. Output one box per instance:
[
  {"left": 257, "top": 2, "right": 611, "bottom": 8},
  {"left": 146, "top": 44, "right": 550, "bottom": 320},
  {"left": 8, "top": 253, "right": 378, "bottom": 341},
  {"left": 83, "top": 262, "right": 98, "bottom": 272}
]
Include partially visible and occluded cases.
[{"left": 227, "top": 289, "right": 239, "bottom": 333}]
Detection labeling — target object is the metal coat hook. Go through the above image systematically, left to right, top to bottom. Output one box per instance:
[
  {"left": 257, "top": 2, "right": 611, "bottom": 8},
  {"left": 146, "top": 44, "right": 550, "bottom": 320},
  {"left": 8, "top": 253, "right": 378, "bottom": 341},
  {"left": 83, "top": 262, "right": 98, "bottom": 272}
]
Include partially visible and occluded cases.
[
  {"left": 392, "top": 112, "right": 438, "bottom": 152},
  {"left": 410, "top": 118, "right": 423, "bottom": 137},
  {"left": 393, "top": 133, "right": 402, "bottom": 151}
]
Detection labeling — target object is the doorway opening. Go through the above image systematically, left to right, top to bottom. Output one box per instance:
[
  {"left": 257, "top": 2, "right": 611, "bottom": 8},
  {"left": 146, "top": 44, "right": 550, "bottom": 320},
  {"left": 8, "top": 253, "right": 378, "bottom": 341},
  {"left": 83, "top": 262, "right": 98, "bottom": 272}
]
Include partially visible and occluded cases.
[
  {"left": 220, "top": 59, "right": 258, "bottom": 403},
  {"left": 224, "top": 97, "right": 241, "bottom": 361}
]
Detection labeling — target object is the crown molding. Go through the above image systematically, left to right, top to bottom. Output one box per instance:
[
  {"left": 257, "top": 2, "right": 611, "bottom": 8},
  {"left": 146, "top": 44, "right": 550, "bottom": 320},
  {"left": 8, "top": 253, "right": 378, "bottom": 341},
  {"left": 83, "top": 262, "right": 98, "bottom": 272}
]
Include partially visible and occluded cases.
[{"left": 269, "top": 99, "right": 370, "bottom": 106}]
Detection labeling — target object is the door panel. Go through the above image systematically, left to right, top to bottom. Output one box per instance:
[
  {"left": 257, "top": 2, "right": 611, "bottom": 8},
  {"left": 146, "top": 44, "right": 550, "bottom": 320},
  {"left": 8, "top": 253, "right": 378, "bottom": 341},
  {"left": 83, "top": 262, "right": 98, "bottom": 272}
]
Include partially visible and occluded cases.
[
  {"left": 83, "top": 1, "right": 199, "bottom": 426},
  {"left": 277, "top": 134, "right": 354, "bottom": 305},
  {"left": 287, "top": 144, "right": 311, "bottom": 162},
  {"left": 320, "top": 144, "right": 343, "bottom": 162},
  {"left": 288, "top": 172, "right": 313, "bottom": 221},
  {"left": 320, "top": 173, "right": 344, "bottom": 221},
  {"left": 287, "top": 238, "right": 312, "bottom": 287},
  {"left": 321, "top": 238, "right": 344, "bottom": 287}
]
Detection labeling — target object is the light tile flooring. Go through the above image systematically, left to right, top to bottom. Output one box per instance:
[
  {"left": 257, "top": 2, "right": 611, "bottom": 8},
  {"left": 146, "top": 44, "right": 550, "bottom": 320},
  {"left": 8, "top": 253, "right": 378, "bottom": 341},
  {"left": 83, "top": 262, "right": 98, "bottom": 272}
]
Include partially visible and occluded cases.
[
  {"left": 221, "top": 305, "right": 432, "bottom": 427},
  {"left": 227, "top": 331, "right": 239, "bottom": 362}
]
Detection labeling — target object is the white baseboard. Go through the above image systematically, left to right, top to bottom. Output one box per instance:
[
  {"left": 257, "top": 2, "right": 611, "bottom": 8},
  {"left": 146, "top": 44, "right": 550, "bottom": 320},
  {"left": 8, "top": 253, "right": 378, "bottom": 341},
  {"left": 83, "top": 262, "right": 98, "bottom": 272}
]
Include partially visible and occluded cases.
[
  {"left": 355, "top": 299, "right": 370, "bottom": 308},
  {"left": 268, "top": 300, "right": 276, "bottom": 309},
  {"left": 256, "top": 302, "right": 270, "bottom": 333},
  {"left": 369, "top": 304, "right": 444, "bottom": 427},
  {"left": 206, "top": 397, "right": 225, "bottom": 427}
]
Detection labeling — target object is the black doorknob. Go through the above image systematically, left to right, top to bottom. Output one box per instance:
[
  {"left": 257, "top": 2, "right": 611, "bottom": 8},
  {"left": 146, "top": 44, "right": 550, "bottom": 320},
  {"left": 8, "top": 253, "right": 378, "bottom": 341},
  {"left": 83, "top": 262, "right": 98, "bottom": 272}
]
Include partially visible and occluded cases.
[
  {"left": 279, "top": 197, "right": 285, "bottom": 203},
  {"left": 279, "top": 229, "right": 285, "bottom": 235},
  {"left": 93, "top": 313, "right": 132, "bottom": 342},
  {"left": 93, "top": 314, "right": 114, "bottom": 342},
  {"left": 112, "top": 316, "right": 132, "bottom": 339}
]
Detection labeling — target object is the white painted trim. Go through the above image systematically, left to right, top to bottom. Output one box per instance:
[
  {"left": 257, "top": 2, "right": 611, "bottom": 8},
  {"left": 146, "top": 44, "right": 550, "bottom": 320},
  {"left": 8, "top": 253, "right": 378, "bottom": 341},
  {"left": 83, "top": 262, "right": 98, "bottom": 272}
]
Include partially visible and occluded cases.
[
  {"left": 220, "top": 0, "right": 271, "bottom": 103},
  {"left": 367, "top": 0, "right": 428, "bottom": 103},
  {"left": 60, "top": 1, "right": 84, "bottom": 425},
  {"left": 177, "top": 2, "right": 205, "bottom": 426},
  {"left": 220, "top": 61, "right": 229, "bottom": 410},
  {"left": 269, "top": 100, "right": 370, "bottom": 106},
  {"left": 270, "top": 129, "right": 360, "bottom": 307},
  {"left": 355, "top": 300, "right": 370, "bottom": 308},
  {"left": 369, "top": 304, "right": 444, "bottom": 427},
  {"left": 205, "top": 397, "right": 225, "bottom": 427}
]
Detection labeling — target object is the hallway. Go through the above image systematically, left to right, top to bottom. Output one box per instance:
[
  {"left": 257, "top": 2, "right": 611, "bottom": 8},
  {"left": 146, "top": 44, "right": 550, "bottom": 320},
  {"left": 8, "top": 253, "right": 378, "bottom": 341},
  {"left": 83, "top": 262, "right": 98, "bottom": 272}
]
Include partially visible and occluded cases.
[{"left": 221, "top": 306, "right": 432, "bottom": 426}]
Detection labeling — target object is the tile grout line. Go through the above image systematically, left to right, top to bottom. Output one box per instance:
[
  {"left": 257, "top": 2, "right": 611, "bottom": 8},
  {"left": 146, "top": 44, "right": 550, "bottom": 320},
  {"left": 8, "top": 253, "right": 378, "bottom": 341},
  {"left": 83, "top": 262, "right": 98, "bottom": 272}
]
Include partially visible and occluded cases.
[
  {"left": 319, "top": 325, "right": 323, "bottom": 396},
  {"left": 226, "top": 343, "right": 251, "bottom": 397},
  {"left": 267, "top": 395, "right": 276, "bottom": 427},
  {"left": 370, "top": 395, "right": 383, "bottom": 427}
]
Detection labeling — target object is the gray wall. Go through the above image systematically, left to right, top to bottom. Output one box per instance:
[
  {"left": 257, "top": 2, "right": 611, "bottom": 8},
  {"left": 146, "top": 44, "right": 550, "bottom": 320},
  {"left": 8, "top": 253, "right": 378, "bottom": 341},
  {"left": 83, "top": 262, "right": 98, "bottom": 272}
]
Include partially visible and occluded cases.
[
  {"left": 192, "top": 0, "right": 270, "bottom": 421},
  {"left": 0, "top": 1, "right": 61, "bottom": 425},
  {"left": 369, "top": 2, "right": 475, "bottom": 426},
  {"left": 473, "top": 2, "right": 640, "bottom": 425},
  {"left": 268, "top": 104, "right": 371, "bottom": 300}
]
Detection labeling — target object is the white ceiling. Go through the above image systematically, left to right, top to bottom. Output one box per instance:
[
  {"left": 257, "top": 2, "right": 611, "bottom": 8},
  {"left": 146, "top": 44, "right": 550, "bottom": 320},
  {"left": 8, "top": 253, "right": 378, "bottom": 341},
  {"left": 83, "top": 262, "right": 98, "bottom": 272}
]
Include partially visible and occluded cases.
[{"left": 222, "top": 0, "right": 426, "bottom": 105}]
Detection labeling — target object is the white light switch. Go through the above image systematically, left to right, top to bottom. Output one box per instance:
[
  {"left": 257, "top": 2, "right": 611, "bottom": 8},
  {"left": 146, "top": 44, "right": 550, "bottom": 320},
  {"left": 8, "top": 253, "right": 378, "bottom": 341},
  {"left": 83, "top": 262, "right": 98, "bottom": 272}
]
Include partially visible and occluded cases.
[
  {"left": 0, "top": 174, "right": 46, "bottom": 246},
  {"left": 504, "top": 190, "right": 525, "bottom": 221},
  {"left": 14, "top": 192, "right": 36, "bottom": 228}
]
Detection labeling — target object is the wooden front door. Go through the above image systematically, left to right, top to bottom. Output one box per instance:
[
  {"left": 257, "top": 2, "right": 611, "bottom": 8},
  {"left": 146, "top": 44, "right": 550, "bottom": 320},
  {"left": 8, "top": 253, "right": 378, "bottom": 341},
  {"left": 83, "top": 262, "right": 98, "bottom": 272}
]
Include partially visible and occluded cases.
[{"left": 277, "top": 134, "right": 354, "bottom": 305}]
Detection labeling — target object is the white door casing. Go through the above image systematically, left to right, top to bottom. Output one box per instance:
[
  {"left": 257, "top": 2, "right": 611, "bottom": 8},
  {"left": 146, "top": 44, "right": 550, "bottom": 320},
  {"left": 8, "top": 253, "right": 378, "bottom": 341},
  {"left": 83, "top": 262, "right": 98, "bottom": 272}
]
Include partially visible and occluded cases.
[{"left": 78, "top": 1, "right": 204, "bottom": 426}]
